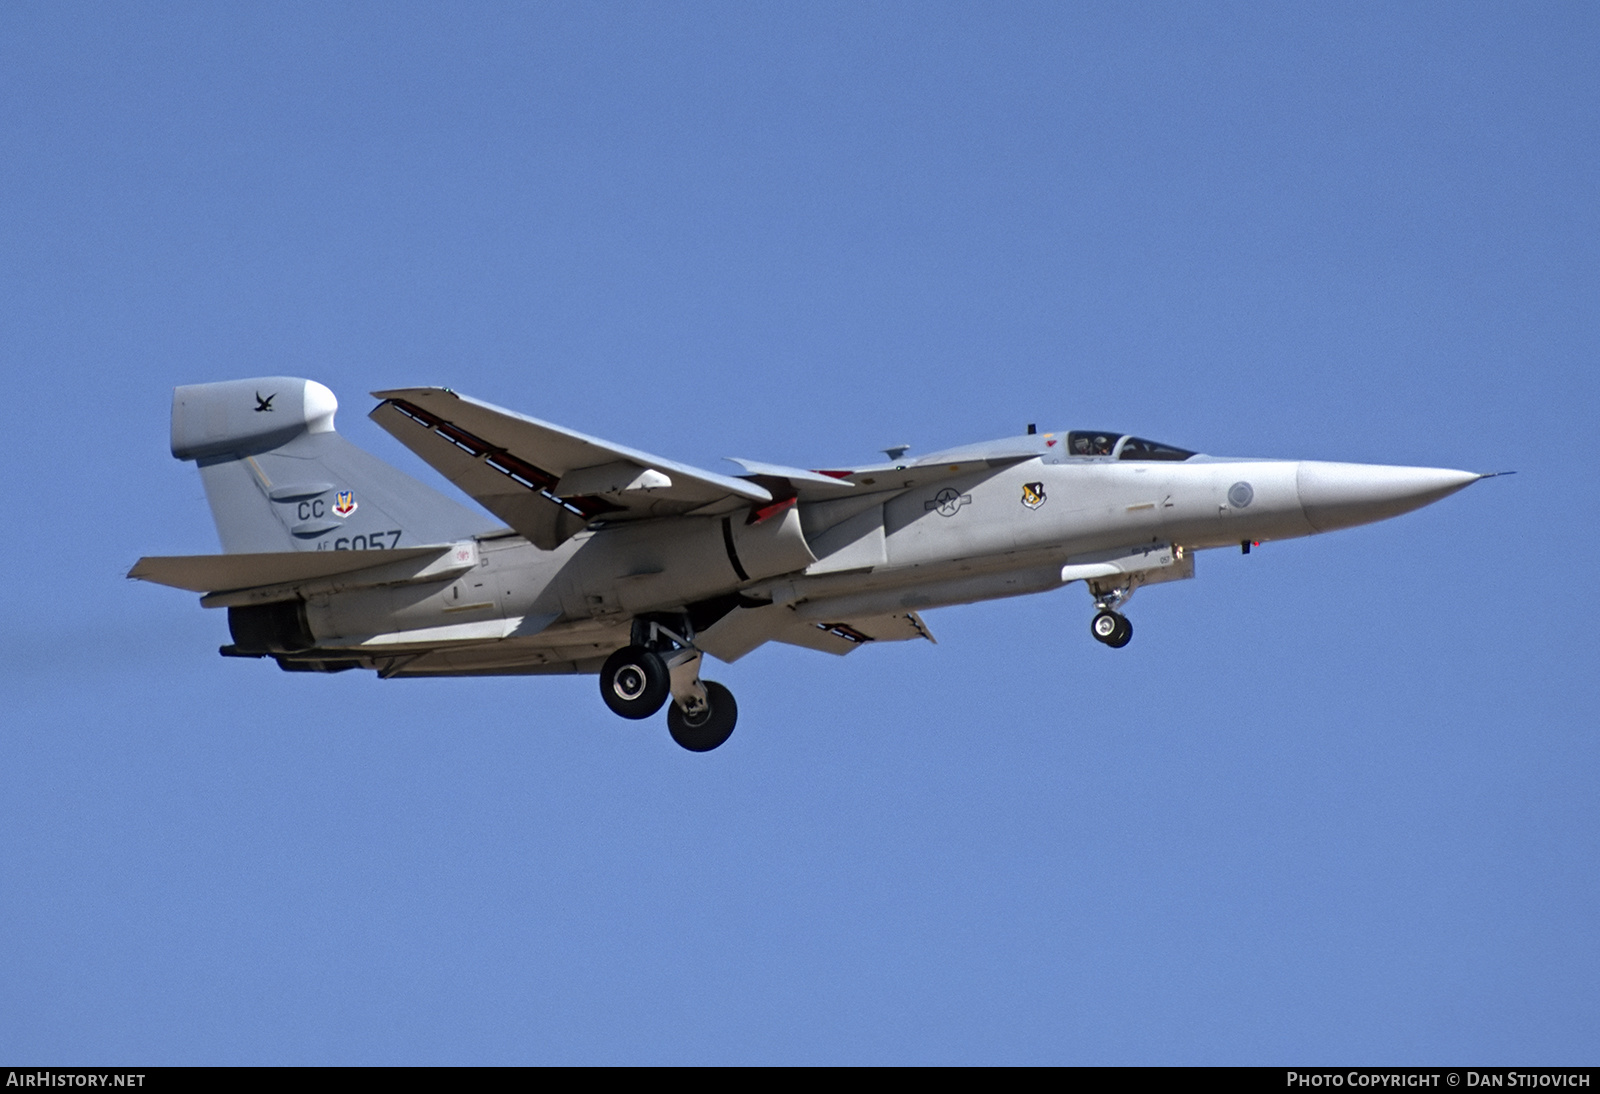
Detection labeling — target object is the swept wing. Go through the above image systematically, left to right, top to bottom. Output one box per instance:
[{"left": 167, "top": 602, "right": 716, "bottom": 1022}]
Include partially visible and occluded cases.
[{"left": 371, "top": 387, "right": 775, "bottom": 549}]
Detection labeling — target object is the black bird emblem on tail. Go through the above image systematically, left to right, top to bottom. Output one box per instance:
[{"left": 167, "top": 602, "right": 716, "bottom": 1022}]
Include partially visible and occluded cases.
[{"left": 254, "top": 391, "right": 276, "bottom": 412}]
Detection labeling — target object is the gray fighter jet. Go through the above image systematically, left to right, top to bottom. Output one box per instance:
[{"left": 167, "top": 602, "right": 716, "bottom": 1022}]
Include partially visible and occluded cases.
[{"left": 132, "top": 377, "right": 1490, "bottom": 751}]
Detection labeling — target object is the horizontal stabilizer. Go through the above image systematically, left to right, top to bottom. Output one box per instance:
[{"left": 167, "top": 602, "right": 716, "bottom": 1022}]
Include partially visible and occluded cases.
[{"left": 129, "top": 546, "right": 449, "bottom": 594}]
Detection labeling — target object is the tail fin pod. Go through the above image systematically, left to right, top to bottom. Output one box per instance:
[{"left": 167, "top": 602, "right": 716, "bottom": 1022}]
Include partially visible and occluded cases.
[{"left": 172, "top": 377, "right": 499, "bottom": 553}]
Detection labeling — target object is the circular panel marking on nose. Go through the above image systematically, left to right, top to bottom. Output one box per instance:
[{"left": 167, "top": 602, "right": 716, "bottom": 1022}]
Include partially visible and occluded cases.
[{"left": 1227, "top": 481, "right": 1255, "bottom": 508}]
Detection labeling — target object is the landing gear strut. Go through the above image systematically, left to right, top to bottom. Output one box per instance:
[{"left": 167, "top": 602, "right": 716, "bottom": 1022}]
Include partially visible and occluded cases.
[
  {"left": 1091, "top": 610, "right": 1132, "bottom": 648},
  {"left": 602, "top": 614, "right": 739, "bottom": 751}
]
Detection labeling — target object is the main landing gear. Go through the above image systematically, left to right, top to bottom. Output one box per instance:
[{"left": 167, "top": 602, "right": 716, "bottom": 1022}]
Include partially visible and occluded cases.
[
  {"left": 599, "top": 615, "right": 738, "bottom": 752},
  {"left": 600, "top": 645, "right": 672, "bottom": 719},
  {"left": 667, "top": 681, "right": 738, "bottom": 753}
]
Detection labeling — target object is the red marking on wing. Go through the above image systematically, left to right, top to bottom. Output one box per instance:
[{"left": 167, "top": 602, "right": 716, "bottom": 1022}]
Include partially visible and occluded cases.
[{"left": 748, "top": 495, "right": 798, "bottom": 525}]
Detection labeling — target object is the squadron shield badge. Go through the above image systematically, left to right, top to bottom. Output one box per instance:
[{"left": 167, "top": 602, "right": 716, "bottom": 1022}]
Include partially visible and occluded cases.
[
  {"left": 1021, "top": 481, "right": 1046, "bottom": 510},
  {"left": 332, "top": 489, "right": 358, "bottom": 517}
]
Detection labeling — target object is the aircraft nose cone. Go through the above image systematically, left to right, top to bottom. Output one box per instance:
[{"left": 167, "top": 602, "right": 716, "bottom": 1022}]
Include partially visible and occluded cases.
[{"left": 1296, "top": 462, "right": 1482, "bottom": 533}]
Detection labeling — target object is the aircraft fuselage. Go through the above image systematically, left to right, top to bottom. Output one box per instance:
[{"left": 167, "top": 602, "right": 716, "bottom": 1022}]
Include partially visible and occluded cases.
[
  {"left": 134, "top": 378, "right": 1485, "bottom": 751},
  {"left": 277, "top": 451, "right": 1476, "bottom": 677}
]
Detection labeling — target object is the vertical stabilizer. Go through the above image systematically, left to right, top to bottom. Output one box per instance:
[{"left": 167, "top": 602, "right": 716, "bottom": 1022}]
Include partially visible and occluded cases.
[{"left": 171, "top": 377, "right": 500, "bottom": 553}]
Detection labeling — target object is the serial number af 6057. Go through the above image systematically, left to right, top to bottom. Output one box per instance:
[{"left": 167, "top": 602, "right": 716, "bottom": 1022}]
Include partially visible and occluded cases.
[{"left": 316, "top": 530, "right": 402, "bottom": 551}]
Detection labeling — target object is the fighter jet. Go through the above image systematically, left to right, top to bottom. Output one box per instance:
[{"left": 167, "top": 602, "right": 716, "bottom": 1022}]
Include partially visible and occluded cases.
[{"left": 131, "top": 377, "right": 1490, "bottom": 752}]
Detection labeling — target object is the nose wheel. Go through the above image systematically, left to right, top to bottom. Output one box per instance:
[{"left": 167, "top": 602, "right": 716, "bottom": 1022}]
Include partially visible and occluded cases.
[{"left": 1091, "top": 610, "right": 1132, "bottom": 648}]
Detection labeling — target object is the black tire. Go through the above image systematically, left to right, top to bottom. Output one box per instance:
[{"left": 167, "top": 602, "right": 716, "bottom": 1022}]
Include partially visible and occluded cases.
[
  {"left": 1091, "top": 610, "right": 1121, "bottom": 644},
  {"left": 1106, "top": 615, "right": 1133, "bottom": 648},
  {"left": 599, "top": 646, "right": 670, "bottom": 720},
  {"left": 666, "top": 681, "right": 738, "bottom": 753}
]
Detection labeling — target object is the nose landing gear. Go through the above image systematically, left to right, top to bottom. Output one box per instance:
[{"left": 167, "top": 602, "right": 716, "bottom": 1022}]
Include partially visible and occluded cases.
[
  {"left": 1087, "top": 579, "right": 1135, "bottom": 648},
  {"left": 1090, "top": 610, "right": 1133, "bottom": 648}
]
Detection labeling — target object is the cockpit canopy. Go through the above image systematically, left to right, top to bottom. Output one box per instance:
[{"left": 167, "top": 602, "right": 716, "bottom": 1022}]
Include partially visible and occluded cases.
[{"left": 1065, "top": 432, "right": 1196, "bottom": 461}]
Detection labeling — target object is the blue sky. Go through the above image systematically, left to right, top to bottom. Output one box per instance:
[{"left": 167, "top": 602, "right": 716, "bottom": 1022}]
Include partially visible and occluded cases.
[{"left": 2, "top": 2, "right": 1596, "bottom": 1064}]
